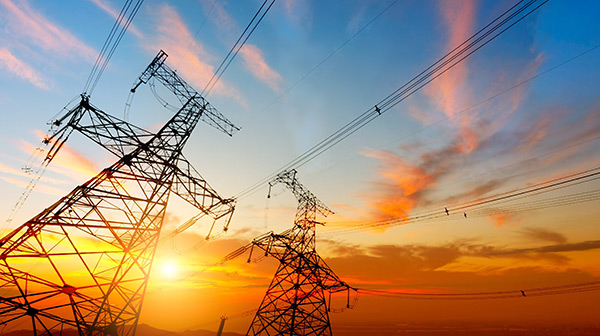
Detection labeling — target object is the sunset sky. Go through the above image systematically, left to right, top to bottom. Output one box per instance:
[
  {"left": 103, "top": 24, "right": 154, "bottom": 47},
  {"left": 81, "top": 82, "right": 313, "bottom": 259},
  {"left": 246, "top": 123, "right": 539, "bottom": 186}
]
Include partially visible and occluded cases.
[{"left": 1, "top": 0, "right": 599, "bottom": 334}]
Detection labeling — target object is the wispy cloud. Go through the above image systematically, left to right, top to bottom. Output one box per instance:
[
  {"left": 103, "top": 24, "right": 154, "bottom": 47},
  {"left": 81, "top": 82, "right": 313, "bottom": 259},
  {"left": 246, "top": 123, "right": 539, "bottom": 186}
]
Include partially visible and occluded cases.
[
  {"left": 0, "top": 0, "right": 96, "bottom": 61},
  {"left": 86, "top": 0, "right": 143, "bottom": 38},
  {"left": 202, "top": 0, "right": 236, "bottom": 33},
  {"left": 282, "top": 0, "right": 313, "bottom": 29},
  {"left": 424, "top": 0, "right": 477, "bottom": 153},
  {"left": 197, "top": 1, "right": 283, "bottom": 93},
  {"left": 357, "top": 1, "right": 482, "bottom": 223},
  {"left": 360, "top": 2, "right": 552, "bottom": 226},
  {"left": 148, "top": 4, "right": 244, "bottom": 103},
  {"left": 239, "top": 44, "right": 283, "bottom": 92},
  {"left": 0, "top": 48, "right": 49, "bottom": 89},
  {"left": 20, "top": 131, "right": 101, "bottom": 181},
  {"left": 361, "top": 149, "right": 436, "bottom": 221},
  {"left": 0, "top": 162, "right": 66, "bottom": 185},
  {"left": 0, "top": 175, "right": 66, "bottom": 196},
  {"left": 520, "top": 227, "right": 567, "bottom": 244},
  {"left": 324, "top": 238, "right": 600, "bottom": 283},
  {"left": 485, "top": 240, "right": 600, "bottom": 257}
]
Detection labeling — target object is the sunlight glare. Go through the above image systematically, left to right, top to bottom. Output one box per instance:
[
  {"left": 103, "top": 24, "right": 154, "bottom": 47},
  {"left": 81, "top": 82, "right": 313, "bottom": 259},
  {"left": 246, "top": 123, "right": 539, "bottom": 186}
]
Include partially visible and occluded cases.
[{"left": 160, "top": 260, "right": 179, "bottom": 279}]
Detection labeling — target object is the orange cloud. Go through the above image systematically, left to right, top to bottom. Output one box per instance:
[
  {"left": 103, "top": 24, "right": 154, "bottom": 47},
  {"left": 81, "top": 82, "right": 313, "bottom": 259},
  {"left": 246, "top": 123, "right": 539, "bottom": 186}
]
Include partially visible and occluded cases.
[
  {"left": 0, "top": 0, "right": 96, "bottom": 61},
  {"left": 87, "top": 0, "right": 143, "bottom": 38},
  {"left": 424, "top": 0, "right": 477, "bottom": 153},
  {"left": 195, "top": 2, "right": 283, "bottom": 94},
  {"left": 149, "top": 4, "right": 244, "bottom": 103},
  {"left": 239, "top": 44, "right": 283, "bottom": 92},
  {"left": 0, "top": 48, "right": 49, "bottom": 89},
  {"left": 522, "top": 116, "right": 551, "bottom": 151},
  {"left": 21, "top": 131, "right": 101, "bottom": 180},
  {"left": 48, "top": 145, "right": 100, "bottom": 179},
  {"left": 362, "top": 150, "right": 435, "bottom": 221},
  {"left": 0, "top": 161, "right": 67, "bottom": 186},
  {"left": 0, "top": 175, "right": 65, "bottom": 196},
  {"left": 491, "top": 213, "right": 507, "bottom": 227}
]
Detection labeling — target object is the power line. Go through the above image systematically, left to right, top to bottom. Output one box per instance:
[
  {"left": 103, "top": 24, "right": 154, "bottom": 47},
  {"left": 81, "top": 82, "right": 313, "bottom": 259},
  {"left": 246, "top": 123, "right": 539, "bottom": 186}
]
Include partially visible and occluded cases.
[
  {"left": 83, "top": 0, "right": 144, "bottom": 95},
  {"left": 202, "top": 0, "right": 276, "bottom": 96},
  {"left": 234, "top": 0, "right": 549, "bottom": 200},
  {"left": 243, "top": 0, "right": 399, "bottom": 128},
  {"left": 4, "top": 1, "right": 145, "bottom": 227},
  {"left": 302, "top": 43, "right": 600, "bottom": 181},
  {"left": 322, "top": 166, "right": 600, "bottom": 235},
  {"left": 357, "top": 280, "right": 600, "bottom": 300}
]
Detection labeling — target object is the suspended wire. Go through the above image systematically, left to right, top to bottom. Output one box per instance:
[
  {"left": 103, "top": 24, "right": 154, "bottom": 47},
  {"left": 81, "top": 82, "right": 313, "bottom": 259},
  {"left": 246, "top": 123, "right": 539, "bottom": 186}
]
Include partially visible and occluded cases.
[
  {"left": 83, "top": 0, "right": 144, "bottom": 95},
  {"left": 83, "top": 0, "right": 133, "bottom": 93},
  {"left": 124, "top": 0, "right": 217, "bottom": 120},
  {"left": 202, "top": 0, "right": 276, "bottom": 96},
  {"left": 234, "top": 0, "right": 549, "bottom": 200},
  {"left": 243, "top": 0, "right": 399, "bottom": 128},
  {"left": 5, "top": 1, "right": 143, "bottom": 227},
  {"left": 89, "top": 1, "right": 144, "bottom": 94},
  {"left": 302, "top": 43, "right": 600, "bottom": 181},
  {"left": 149, "top": 77, "right": 179, "bottom": 112},
  {"left": 2, "top": 95, "right": 81, "bottom": 228},
  {"left": 418, "top": 135, "right": 600, "bottom": 202},
  {"left": 322, "top": 167, "right": 600, "bottom": 235},
  {"left": 326, "top": 167, "right": 600, "bottom": 232},
  {"left": 324, "top": 188, "right": 600, "bottom": 236},
  {"left": 357, "top": 281, "right": 600, "bottom": 300}
]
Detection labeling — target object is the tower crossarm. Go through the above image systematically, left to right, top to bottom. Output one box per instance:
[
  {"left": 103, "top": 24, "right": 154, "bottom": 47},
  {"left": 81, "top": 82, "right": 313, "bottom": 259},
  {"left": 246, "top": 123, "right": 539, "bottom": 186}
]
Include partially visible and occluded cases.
[
  {"left": 0, "top": 50, "right": 240, "bottom": 336},
  {"left": 131, "top": 50, "right": 240, "bottom": 137},
  {"left": 46, "top": 96, "right": 235, "bottom": 223},
  {"left": 67, "top": 96, "right": 155, "bottom": 158},
  {"left": 42, "top": 98, "right": 90, "bottom": 165},
  {"left": 171, "top": 155, "right": 236, "bottom": 221},
  {"left": 269, "top": 169, "right": 333, "bottom": 226},
  {"left": 251, "top": 230, "right": 349, "bottom": 291},
  {"left": 310, "top": 254, "right": 353, "bottom": 292}
]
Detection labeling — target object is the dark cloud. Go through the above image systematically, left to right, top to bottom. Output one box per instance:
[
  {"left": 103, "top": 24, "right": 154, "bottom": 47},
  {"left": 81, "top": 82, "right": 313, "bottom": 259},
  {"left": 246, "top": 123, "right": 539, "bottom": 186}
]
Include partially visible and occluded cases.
[
  {"left": 440, "top": 178, "right": 506, "bottom": 206},
  {"left": 519, "top": 227, "right": 567, "bottom": 244},
  {"left": 321, "top": 238, "right": 600, "bottom": 285},
  {"left": 490, "top": 240, "right": 600, "bottom": 255},
  {"left": 369, "top": 244, "right": 462, "bottom": 271}
]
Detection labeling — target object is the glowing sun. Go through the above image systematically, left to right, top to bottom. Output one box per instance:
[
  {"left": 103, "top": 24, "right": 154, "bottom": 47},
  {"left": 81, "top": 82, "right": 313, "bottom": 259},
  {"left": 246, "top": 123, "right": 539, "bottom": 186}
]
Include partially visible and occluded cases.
[{"left": 160, "top": 260, "right": 179, "bottom": 278}]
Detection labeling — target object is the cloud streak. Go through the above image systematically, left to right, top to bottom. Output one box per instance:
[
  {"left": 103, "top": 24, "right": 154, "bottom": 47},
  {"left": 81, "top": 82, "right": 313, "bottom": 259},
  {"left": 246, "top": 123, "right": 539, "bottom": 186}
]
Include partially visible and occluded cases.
[
  {"left": 0, "top": 0, "right": 96, "bottom": 61},
  {"left": 87, "top": 0, "right": 143, "bottom": 38},
  {"left": 424, "top": 0, "right": 477, "bottom": 153},
  {"left": 197, "top": 1, "right": 283, "bottom": 93},
  {"left": 148, "top": 4, "right": 244, "bottom": 103},
  {"left": 239, "top": 44, "right": 283, "bottom": 92},
  {"left": 0, "top": 48, "right": 49, "bottom": 89},
  {"left": 20, "top": 132, "right": 100, "bottom": 181},
  {"left": 361, "top": 149, "right": 435, "bottom": 221},
  {"left": 520, "top": 227, "right": 567, "bottom": 244}
]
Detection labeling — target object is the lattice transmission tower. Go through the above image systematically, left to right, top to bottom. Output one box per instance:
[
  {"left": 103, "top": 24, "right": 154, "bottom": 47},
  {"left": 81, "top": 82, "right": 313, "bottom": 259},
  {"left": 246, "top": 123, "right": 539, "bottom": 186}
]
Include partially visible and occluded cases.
[
  {"left": 0, "top": 50, "right": 237, "bottom": 336},
  {"left": 227, "top": 169, "right": 354, "bottom": 336}
]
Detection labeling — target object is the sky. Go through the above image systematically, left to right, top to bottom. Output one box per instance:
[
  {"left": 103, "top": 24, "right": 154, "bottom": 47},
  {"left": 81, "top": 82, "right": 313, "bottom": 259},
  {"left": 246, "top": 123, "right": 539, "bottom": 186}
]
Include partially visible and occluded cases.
[{"left": 0, "top": 0, "right": 599, "bottom": 334}]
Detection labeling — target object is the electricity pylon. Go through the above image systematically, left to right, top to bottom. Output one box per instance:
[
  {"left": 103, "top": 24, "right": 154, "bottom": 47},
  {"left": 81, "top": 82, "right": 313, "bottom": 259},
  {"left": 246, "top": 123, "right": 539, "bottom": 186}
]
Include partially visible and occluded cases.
[
  {"left": 0, "top": 50, "right": 237, "bottom": 335},
  {"left": 228, "top": 169, "right": 353, "bottom": 336}
]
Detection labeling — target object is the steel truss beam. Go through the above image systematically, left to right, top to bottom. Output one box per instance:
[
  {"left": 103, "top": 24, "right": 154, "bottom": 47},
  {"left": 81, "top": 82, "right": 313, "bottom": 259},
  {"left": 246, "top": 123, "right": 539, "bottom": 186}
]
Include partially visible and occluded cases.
[
  {"left": 0, "top": 50, "right": 237, "bottom": 335},
  {"left": 230, "top": 170, "right": 353, "bottom": 336}
]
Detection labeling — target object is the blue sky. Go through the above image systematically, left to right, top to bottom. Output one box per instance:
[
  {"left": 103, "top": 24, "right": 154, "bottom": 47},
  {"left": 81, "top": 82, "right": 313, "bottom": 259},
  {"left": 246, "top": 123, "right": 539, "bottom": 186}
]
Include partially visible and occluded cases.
[{"left": 1, "top": 0, "right": 600, "bottom": 332}]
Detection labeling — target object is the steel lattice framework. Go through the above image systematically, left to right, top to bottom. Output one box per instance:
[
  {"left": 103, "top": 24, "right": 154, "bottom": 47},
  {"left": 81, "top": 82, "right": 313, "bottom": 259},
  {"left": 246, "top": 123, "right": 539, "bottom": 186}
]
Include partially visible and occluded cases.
[
  {"left": 0, "top": 50, "right": 237, "bottom": 336},
  {"left": 227, "top": 169, "right": 353, "bottom": 336}
]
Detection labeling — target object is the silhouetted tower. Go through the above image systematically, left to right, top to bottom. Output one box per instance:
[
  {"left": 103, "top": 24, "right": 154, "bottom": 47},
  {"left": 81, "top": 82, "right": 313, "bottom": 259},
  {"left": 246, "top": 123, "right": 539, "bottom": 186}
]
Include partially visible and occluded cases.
[
  {"left": 0, "top": 50, "right": 237, "bottom": 335},
  {"left": 240, "top": 169, "right": 353, "bottom": 336},
  {"left": 216, "top": 316, "right": 227, "bottom": 336}
]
